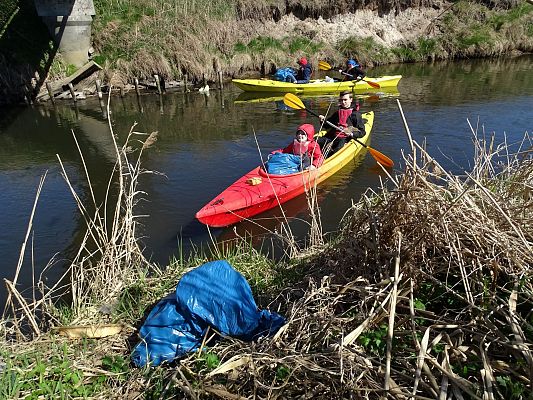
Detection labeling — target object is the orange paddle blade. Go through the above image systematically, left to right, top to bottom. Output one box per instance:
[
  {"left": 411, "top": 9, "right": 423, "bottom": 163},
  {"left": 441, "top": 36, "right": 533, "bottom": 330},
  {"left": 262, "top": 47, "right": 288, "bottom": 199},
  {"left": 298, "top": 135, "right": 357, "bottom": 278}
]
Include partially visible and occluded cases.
[{"left": 368, "top": 147, "right": 393, "bottom": 168}]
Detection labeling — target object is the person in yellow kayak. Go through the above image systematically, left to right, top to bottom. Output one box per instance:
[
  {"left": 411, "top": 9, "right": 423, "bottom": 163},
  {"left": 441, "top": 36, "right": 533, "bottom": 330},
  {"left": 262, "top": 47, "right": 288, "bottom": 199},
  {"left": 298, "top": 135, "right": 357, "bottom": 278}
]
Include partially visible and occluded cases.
[
  {"left": 286, "top": 57, "right": 313, "bottom": 84},
  {"left": 340, "top": 59, "right": 365, "bottom": 81},
  {"left": 317, "top": 91, "right": 366, "bottom": 157}
]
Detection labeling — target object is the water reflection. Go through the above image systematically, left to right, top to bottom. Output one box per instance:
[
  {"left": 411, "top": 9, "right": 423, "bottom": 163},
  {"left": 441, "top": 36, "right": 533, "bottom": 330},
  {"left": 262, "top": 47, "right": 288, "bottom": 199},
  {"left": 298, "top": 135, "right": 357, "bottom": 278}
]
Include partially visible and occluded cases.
[
  {"left": 0, "top": 55, "right": 532, "bottom": 305},
  {"left": 234, "top": 87, "right": 401, "bottom": 105}
]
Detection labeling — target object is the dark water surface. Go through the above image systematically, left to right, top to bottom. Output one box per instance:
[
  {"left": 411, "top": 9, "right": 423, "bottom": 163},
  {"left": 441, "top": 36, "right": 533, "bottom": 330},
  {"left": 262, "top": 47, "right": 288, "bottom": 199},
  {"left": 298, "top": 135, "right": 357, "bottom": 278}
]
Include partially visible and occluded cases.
[{"left": 1, "top": 56, "right": 532, "bottom": 305}]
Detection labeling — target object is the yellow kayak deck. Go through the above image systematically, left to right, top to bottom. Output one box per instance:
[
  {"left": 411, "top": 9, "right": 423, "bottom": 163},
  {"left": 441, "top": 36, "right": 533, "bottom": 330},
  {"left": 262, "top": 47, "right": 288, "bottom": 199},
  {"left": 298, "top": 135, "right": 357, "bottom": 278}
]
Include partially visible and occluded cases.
[{"left": 232, "top": 76, "right": 402, "bottom": 93}]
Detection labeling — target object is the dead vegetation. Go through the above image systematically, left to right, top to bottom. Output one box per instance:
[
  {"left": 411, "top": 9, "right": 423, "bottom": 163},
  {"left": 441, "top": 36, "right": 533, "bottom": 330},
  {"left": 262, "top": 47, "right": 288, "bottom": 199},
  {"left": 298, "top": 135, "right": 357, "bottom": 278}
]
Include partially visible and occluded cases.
[
  {"left": 90, "top": 0, "right": 533, "bottom": 86},
  {"left": 2, "top": 94, "right": 158, "bottom": 339},
  {"left": 1, "top": 99, "right": 532, "bottom": 398},
  {"left": 147, "top": 105, "right": 533, "bottom": 398}
]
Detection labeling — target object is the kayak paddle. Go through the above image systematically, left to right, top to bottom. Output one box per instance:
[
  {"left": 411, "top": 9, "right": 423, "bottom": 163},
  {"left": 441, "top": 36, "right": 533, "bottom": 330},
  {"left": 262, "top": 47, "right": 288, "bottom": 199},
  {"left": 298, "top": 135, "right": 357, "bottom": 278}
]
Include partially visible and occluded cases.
[
  {"left": 318, "top": 60, "right": 381, "bottom": 89},
  {"left": 283, "top": 93, "right": 394, "bottom": 168}
]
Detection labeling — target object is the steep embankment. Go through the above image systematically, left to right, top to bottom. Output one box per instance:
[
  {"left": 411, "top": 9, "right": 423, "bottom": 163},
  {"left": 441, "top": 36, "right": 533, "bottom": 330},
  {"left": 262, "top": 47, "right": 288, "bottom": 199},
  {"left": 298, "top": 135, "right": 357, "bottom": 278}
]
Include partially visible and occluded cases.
[
  {"left": 0, "top": 0, "right": 532, "bottom": 104},
  {"left": 90, "top": 0, "right": 533, "bottom": 85}
]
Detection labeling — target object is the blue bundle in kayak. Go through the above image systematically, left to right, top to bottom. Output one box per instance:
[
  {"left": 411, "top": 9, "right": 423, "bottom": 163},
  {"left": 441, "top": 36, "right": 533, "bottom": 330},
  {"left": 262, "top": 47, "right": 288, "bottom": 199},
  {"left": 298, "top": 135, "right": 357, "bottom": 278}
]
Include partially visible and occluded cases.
[
  {"left": 273, "top": 67, "right": 296, "bottom": 82},
  {"left": 265, "top": 152, "right": 302, "bottom": 175}
]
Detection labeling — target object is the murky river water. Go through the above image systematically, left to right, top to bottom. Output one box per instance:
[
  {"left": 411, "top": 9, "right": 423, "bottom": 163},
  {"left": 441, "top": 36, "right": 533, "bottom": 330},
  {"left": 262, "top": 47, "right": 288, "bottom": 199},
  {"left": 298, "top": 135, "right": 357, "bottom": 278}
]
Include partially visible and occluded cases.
[{"left": 1, "top": 56, "right": 532, "bottom": 305}]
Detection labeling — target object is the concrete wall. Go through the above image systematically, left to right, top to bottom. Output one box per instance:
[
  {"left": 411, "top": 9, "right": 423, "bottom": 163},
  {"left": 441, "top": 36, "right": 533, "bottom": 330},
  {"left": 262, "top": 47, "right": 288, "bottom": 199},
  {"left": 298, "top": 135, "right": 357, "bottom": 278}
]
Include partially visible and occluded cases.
[{"left": 34, "top": 0, "right": 95, "bottom": 67}]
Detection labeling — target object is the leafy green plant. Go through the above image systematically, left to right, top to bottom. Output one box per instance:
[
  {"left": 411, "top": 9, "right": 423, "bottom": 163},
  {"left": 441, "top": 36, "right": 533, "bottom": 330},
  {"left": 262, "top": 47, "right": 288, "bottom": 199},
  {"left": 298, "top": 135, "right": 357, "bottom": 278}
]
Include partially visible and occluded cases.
[
  {"left": 92, "top": 54, "right": 107, "bottom": 65},
  {"left": 413, "top": 299, "right": 426, "bottom": 311},
  {"left": 358, "top": 325, "right": 388, "bottom": 355},
  {"left": 432, "top": 343, "right": 444, "bottom": 354},
  {"left": 196, "top": 352, "right": 220, "bottom": 371},
  {"left": 102, "top": 355, "right": 129, "bottom": 376},
  {"left": 456, "top": 362, "right": 479, "bottom": 378},
  {"left": 276, "top": 365, "right": 290, "bottom": 381},
  {"left": 496, "top": 375, "right": 525, "bottom": 399}
]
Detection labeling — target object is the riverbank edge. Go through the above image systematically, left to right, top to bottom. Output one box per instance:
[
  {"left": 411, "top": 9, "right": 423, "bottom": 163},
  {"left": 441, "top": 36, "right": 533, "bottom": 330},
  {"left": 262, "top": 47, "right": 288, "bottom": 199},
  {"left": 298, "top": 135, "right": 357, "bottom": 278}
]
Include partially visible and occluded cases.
[
  {"left": 1, "top": 0, "right": 532, "bottom": 104},
  {"left": 70, "top": 2, "right": 533, "bottom": 98},
  {"left": 1, "top": 109, "right": 532, "bottom": 397}
]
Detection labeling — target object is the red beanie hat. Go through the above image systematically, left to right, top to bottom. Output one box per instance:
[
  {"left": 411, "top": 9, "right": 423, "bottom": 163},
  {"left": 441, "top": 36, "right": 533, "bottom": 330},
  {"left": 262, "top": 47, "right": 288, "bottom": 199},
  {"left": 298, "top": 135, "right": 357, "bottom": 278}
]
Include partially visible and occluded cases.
[{"left": 298, "top": 57, "right": 308, "bottom": 66}]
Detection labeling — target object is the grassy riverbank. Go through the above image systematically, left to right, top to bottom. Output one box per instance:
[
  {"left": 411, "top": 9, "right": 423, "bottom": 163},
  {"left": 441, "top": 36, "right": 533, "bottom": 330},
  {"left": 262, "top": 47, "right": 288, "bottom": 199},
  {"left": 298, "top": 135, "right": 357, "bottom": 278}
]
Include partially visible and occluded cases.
[
  {"left": 0, "top": 0, "right": 531, "bottom": 104},
  {"left": 89, "top": 0, "right": 533, "bottom": 85},
  {"left": 1, "top": 106, "right": 532, "bottom": 397}
]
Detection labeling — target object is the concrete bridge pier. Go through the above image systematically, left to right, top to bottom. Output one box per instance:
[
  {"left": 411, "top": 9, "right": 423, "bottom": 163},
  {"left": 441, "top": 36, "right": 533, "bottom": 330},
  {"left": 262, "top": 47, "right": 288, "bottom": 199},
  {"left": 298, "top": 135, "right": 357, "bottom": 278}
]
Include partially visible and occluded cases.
[{"left": 34, "top": 0, "right": 95, "bottom": 67}]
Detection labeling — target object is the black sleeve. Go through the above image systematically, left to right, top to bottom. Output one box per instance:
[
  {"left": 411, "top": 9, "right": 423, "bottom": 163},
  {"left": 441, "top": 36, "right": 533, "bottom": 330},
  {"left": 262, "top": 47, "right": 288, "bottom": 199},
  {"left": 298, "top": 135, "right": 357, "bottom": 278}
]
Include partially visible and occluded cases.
[{"left": 350, "top": 112, "right": 366, "bottom": 137}]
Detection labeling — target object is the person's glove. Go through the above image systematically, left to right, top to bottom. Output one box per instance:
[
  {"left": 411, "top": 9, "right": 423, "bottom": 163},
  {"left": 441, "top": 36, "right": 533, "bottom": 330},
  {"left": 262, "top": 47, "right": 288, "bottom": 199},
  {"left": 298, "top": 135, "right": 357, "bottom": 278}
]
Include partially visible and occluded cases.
[
  {"left": 345, "top": 126, "right": 364, "bottom": 138},
  {"left": 352, "top": 128, "right": 364, "bottom": 138}
]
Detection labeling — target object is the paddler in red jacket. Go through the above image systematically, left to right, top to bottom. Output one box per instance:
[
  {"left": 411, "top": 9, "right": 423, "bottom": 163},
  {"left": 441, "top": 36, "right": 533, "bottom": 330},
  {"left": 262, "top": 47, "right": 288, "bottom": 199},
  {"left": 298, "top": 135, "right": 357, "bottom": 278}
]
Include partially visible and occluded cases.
[
  {"left": 317, "top": 90, "right": 366, "bottom": 157},
  {"left": 273, "top": 123, "right": 324, "bottom": 170}
]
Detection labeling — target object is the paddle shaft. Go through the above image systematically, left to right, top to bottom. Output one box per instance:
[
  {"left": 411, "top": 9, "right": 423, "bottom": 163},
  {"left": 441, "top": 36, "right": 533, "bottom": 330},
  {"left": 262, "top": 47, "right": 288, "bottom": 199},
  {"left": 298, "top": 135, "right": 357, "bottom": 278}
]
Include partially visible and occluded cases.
[
  {"left": 340, "top": 71, "right": 360, "bottom": 80},
  {"left": 342, "top": 71, "right": 380, "bottom": 88},
  {"left": 282, "top": 92, "right": 393, "bottom": 167},
  {"left": 304, "top": 107, "right": 369, "bottom": 149}
]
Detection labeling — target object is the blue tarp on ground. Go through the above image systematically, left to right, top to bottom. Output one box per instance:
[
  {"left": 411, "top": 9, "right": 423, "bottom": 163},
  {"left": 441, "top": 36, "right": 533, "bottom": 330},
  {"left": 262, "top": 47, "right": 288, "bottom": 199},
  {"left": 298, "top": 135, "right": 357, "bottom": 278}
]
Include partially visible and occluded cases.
[{"left": 132, "top": 260, "right": 285, "bottom": 367}]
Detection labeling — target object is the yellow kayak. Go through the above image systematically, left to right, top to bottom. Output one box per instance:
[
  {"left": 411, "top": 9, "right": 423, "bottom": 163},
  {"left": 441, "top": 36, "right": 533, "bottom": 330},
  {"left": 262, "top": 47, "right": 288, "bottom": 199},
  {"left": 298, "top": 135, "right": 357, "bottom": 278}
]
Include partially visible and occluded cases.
[{"left": 232, "top": 76, "right": 402, "bottom": 93}]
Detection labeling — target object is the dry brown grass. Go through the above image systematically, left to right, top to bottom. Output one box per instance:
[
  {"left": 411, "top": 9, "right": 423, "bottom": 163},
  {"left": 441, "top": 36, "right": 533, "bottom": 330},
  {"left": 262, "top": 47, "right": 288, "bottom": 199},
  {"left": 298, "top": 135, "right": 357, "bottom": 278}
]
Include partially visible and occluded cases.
[
  {"left": 2, "top": 91, "right": 157, "bottom": 339},
  {"left": 2, "top": 96, "right": 532, "bottom": 398},
  {"left": 138, "top": 103, "right": 532, "bottom": 398}
]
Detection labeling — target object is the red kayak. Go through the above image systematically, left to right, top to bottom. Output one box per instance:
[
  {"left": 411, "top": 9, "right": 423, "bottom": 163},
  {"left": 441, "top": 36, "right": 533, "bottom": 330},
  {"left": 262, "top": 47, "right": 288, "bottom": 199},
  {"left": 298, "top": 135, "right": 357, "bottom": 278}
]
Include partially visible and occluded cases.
[{"left": 196, "top": 112, "right": 374, "bottom": 227}]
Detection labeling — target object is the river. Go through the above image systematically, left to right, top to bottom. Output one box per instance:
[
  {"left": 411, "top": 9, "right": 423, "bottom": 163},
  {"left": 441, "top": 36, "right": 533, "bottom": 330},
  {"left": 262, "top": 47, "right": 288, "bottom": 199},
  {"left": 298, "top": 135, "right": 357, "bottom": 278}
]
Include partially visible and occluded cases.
[{"left": 0, "top": 55, "right": 532, "bottom": 306}]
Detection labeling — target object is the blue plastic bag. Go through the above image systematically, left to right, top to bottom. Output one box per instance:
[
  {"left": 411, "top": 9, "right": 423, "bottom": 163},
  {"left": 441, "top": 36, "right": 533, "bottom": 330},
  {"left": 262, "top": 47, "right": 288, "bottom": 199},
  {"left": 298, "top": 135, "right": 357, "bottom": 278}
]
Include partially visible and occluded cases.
[
  {"left": 265, "top": 153, "right": 302, "bottom": 175},
  {"left": 132, "top": 260, "right": 285, "bottom": 367}
]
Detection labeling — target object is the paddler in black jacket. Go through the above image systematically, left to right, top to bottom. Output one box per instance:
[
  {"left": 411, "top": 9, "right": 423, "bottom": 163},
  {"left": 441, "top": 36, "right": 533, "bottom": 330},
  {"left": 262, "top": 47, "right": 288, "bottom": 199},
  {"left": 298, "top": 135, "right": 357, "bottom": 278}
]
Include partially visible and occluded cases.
[
  {"left": 340, "top": 59, "right": 365, "bottom": 81},
  {"left": 317, "top": 90, "right": 366, "bottom": 157}
]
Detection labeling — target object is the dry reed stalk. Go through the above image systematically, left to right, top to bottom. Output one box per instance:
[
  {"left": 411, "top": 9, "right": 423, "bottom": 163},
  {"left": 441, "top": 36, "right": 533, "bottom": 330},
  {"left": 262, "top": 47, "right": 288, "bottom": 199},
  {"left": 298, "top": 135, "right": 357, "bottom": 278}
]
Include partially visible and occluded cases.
[
  {"left": 3, "top": 91, "right": 156, "bottom": 338},
  {"left": 144, "top": 114, "right": 533, "bottom": 398},
  {"left": 3, "top": 172, "right": 47, "bottom": 319}
]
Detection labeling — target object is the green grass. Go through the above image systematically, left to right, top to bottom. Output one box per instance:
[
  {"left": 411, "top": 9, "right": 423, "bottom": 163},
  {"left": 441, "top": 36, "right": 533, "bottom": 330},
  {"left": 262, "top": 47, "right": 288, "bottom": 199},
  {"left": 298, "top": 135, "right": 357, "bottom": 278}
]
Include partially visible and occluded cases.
[
  {"left": 489, "top": 3, "right": 533, "bottom": 31},
  {"left": 456, "top": 26, "right": 493, "bottom": 48},
  {"left": 247, "top": 36, "right": 284, "bottom": 53},
  {"left": 288, "top": 36, "right": 323, "bottom": 54},
  {"left": 337, "top": 36, "right": 392, "bottom": 64},
  {"left": 417, "top": 37, "right": 438, "bottom": 58},
  {"left": 0, "top": 238, "right": 290, "bottom": 399},
  {"left": 0, "top": 342, "right": 109, "bottom": 399}
]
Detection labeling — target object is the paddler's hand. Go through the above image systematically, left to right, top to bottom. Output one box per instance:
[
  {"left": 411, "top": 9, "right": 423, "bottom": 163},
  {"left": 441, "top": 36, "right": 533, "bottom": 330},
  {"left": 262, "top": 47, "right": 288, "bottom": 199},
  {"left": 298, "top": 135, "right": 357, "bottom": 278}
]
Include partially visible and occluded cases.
[
  {"left": 319, "top": 115, "right": 325, "bottom": 122},
  {"left": 308, "top": 165, "right": 316, "bottom": 170}
]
